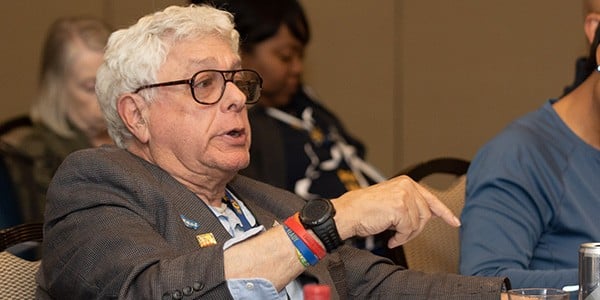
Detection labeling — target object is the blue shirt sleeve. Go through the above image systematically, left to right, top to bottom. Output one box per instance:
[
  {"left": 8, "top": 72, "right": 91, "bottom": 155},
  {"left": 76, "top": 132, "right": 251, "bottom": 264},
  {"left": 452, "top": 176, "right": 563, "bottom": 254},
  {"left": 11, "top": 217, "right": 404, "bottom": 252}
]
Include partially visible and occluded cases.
[{"left": 459, "top": 105, "right": 579, "bottom": 291}]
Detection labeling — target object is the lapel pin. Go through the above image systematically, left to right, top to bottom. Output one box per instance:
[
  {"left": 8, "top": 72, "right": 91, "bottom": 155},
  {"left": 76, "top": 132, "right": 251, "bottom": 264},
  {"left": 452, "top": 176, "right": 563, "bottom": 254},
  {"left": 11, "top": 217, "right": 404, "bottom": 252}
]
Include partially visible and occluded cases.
[
  {"left": 180, "top": 214, "right": 200, "bottom": 230},
  {"left": 196, "top": 233, "right": 217, "bottom": 248}
]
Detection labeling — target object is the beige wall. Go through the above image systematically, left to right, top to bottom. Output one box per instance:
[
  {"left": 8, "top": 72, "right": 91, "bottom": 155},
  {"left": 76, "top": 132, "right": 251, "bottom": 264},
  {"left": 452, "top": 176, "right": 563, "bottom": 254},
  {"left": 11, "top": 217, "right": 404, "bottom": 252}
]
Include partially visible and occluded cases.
[
  {"left": 0, "top": 0, "right": 184, "bottom": 125},
  {"left": 302, "top": 0, "right": 584, "bottom": 176},
  {"left": 1, "top": 1, "right": 586, "bottom": 177},
  {"left": 398, "top": 1, "right": 583, "bottom": 173}
]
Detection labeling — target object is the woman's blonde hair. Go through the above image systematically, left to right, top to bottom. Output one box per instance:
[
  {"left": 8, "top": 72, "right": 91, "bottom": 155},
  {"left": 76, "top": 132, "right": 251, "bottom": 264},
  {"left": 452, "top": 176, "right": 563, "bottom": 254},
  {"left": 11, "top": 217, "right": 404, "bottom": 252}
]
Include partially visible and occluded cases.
[{"left": 30, "top": 16, "right": 111, "bottom": 138}]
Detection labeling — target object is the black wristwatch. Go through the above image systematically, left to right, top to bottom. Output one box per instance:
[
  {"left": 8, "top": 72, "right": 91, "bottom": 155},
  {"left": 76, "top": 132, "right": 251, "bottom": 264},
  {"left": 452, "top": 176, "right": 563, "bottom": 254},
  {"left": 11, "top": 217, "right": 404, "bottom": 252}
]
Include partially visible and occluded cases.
[{"left": 299, "top": 198, "right": 343, "bottom": 252}]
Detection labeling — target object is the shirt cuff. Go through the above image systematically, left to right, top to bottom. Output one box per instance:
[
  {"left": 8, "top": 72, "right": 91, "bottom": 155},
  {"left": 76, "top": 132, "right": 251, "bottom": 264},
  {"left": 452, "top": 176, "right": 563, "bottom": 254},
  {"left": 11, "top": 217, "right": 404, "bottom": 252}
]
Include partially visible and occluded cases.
[
  {"left": 223, "top": 225, "right": 265, "bottom": 250},
  {"left": 227, "top": 277, "right": 287, "bottom": 300}
]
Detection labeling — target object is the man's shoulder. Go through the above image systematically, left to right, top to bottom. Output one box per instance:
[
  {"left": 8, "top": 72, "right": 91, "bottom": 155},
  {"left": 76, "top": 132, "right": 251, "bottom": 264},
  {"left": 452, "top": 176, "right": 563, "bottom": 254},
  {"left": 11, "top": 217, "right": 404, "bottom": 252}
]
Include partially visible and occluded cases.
[
  {"left": 469, "top": 102, "right": 571, "bottom": 187},
  {"left": 479, "top": 103, "right": 559, "bottom": 157},
  {"left": 64, "top": 145, "right": 130, "bottom": 165},
  {"left": 59, "top": 146, "right": 155, "bottom": 181}
]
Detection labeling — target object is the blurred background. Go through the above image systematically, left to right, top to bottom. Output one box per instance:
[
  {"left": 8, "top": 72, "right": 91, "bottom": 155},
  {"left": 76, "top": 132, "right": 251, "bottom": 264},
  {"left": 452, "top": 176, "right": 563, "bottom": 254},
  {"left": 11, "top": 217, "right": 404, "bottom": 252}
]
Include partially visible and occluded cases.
[{"left": 0, "top": 0, "right": 583, "bottom": 176}]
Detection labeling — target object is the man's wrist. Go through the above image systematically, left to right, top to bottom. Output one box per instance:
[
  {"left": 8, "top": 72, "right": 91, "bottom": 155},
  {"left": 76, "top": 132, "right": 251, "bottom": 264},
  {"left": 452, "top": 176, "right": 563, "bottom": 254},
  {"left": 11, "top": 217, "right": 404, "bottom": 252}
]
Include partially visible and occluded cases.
[
  {"left": 331, "top": 199, "right": 354, "bottom": 241},
  {"left": 284, "top": 213, "right": 327, "bottom": 259}
]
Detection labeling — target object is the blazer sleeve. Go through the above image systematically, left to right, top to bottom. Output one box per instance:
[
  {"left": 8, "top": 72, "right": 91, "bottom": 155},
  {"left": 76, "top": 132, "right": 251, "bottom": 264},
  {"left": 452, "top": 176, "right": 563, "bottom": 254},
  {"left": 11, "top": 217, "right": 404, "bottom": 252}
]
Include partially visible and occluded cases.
[{"left": 331, "top": 245, "right": 507, "bottom": 299}]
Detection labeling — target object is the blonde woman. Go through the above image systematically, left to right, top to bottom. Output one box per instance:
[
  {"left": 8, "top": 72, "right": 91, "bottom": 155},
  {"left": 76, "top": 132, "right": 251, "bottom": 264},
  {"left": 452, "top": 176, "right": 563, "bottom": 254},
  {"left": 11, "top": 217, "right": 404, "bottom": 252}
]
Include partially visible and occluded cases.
[{"left": 9, "top": 16, "right": 112, "bottom": 223}]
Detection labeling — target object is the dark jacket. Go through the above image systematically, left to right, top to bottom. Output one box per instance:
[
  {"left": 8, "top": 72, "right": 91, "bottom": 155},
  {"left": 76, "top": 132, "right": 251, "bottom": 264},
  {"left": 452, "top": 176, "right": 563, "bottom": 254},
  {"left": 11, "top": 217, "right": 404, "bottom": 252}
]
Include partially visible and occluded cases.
[
  {"left": 3, "top": 123, "right": 90, "bottom": 223},
  {"left": 37, "top": 146, "right": 507, "bottom": 299}
]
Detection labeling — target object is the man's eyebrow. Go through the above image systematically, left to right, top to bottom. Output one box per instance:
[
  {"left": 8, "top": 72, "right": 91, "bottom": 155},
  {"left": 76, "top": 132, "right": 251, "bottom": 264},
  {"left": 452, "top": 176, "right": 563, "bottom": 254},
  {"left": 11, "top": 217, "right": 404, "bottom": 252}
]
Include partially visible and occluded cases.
[
  {"left": 187, "top": 57, "right": 242, "bottom": 69},
  {"left": 188, "top": 57, "right": 216, "bottom": 68}
]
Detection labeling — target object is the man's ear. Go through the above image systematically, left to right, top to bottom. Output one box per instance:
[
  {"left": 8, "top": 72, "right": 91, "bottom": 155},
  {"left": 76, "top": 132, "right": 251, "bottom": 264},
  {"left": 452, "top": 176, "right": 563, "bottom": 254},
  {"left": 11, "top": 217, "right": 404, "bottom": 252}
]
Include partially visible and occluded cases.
[
  {"left": 584, "top": 13, "right": 600, "bottom": 44},
  {"left": 596, "top": 45, "right": 600, "bottom": 71},
  {"left": 117, "top": 94, "right": 151, "bottom": 144}
]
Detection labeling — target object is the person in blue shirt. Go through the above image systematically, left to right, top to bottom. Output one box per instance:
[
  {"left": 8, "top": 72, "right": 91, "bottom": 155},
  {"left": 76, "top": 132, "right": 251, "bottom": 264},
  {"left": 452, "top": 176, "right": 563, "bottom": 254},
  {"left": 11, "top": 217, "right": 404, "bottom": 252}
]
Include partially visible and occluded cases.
[{"left": 460, "top": 7, "right": 600, "bottom": 296}]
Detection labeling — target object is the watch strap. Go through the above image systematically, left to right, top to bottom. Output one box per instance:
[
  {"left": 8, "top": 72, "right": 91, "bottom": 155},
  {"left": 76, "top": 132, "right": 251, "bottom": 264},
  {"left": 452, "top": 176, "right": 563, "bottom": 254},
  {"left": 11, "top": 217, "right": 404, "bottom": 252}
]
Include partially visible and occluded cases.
[{"left": 310, "top": 215, "right": 343, "bottom": 253}]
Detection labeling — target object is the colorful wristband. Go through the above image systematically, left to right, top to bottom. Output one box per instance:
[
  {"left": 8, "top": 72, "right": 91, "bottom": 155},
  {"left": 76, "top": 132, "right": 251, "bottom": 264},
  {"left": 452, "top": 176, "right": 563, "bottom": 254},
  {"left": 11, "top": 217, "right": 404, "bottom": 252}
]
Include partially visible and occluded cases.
[
  {"left": 284, "top": 213, "right": 327, "bottom": 260},
  {"left": 283, "top": 224, "right": 319, "bottom": 266},
  {"left": 294, "top": 248, "right": 310, "bottom": 267}
]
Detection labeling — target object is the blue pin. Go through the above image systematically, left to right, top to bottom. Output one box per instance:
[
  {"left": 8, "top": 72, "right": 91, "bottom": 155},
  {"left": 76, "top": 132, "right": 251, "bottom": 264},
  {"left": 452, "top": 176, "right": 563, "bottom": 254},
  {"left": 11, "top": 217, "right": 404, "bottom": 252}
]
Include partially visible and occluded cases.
[{"left": 180, "top": 214, "right": 200, "bottom": 230}]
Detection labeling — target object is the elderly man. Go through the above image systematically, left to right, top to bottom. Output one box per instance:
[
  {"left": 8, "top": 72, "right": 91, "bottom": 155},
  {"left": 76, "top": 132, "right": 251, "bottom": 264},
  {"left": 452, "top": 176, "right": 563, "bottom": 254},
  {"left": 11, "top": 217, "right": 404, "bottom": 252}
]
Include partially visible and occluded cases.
[{"left": 36, "top": 5, "right": 507, "bottom": 299}]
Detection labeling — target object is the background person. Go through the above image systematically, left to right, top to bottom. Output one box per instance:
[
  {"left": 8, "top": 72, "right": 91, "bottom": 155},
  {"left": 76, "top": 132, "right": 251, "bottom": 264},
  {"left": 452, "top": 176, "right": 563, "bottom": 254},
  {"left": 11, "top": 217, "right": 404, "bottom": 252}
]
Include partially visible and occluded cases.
[
  {"left": 37, "top": 5, "right": 508, "bottom": 299},
  {"left": 459, "top": 11, "right": 600, "bottom": 298},
  {"left": 2, "top": 16, "right": 112, "bottom": 224}
]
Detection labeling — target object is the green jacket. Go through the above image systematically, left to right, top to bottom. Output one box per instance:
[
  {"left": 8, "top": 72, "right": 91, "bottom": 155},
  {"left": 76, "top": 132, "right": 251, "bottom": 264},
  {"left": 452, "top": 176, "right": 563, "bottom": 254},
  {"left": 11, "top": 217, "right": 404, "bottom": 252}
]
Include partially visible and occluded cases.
[{"left": 3, "top": 123, "right": 90, "bottom": 223}]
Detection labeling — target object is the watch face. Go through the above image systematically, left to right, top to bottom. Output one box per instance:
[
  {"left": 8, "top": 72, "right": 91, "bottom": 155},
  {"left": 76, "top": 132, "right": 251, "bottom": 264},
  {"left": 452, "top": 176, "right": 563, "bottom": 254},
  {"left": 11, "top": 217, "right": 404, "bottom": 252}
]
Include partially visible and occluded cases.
[{"left": 302, "top": 199, "right": 331, "bottom": 225}]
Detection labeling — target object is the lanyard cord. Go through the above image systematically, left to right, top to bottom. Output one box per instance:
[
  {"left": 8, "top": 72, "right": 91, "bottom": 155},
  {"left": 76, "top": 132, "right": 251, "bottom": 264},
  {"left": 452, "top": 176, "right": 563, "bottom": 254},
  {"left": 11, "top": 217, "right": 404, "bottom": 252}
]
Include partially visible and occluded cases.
[
  {"left": 265, "top": 107, "right": 386, "bottom": 186},
  {"left": 223, "top": 188, "right": 253, "bottom": 231}
]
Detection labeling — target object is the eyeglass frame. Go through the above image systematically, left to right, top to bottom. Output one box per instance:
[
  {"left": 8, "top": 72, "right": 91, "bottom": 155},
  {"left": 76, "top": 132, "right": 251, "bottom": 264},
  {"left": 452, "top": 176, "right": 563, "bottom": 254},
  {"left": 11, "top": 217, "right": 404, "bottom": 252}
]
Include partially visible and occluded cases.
[{"left": 133, "top": 69, "right": 263, "bottom": 105}]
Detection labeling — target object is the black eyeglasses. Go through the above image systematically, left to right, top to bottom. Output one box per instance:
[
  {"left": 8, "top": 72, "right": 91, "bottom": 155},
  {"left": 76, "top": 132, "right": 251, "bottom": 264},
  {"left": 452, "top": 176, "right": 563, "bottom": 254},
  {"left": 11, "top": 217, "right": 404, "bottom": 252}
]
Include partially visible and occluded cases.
[{"left": 133, "top": 69, "right": 263, "bottom": 105}]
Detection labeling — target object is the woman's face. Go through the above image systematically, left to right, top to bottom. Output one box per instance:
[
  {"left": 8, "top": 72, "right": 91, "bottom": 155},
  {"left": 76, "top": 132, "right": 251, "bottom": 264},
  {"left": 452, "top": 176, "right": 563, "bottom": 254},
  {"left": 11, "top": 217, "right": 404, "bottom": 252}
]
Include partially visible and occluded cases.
[
  {"left": 241, "top": 24, "right": 304, "bottom": 107},
  {"left": 65, "top": 43, "right": 106, "bottom": 139}
]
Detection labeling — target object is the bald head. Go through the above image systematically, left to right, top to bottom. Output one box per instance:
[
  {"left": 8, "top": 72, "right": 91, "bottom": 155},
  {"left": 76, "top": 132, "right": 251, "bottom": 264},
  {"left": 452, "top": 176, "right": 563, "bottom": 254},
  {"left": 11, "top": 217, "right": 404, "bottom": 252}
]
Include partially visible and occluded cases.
[
  {"left": 584, "top": 0, "right": 600, "bottom": 43},
  {"left": 585, "top": 0, "right": 600, "bottom": 14}
]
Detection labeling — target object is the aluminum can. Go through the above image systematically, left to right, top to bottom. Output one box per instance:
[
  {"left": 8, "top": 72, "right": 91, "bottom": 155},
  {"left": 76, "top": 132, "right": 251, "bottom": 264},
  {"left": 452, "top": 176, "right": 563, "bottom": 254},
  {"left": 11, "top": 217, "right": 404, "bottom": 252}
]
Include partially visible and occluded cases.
[{"left": 579, "top": 243, "right": 600, "bottom": 300}]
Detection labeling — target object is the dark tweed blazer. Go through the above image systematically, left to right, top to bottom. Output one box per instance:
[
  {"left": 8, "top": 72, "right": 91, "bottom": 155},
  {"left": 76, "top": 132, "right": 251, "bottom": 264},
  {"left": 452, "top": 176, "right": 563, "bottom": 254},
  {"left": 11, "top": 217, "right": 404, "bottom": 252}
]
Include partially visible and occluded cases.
[{"left": 36, "top": 146, "right": 506, "bottom": 299}]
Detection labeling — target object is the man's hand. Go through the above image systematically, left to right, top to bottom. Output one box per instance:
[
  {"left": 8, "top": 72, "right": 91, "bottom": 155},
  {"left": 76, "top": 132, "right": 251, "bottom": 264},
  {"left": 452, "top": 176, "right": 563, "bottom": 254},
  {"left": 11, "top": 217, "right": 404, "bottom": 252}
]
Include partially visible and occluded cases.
[{"left": 332, "top": 175, "right": 461, "bottom": 248}]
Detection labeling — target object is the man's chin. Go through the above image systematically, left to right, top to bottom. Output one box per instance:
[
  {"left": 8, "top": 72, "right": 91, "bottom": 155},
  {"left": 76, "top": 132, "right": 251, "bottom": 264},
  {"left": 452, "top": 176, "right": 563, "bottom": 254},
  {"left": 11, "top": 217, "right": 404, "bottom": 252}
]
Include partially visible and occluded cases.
[{"left": 219, "top": 156, "right": 250, "bottom": 174}]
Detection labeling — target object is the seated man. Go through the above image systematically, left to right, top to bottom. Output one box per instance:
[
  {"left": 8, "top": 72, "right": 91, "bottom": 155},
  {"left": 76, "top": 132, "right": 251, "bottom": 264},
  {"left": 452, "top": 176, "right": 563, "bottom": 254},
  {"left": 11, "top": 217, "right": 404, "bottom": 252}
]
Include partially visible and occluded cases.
[
  {"left": 460, "top": 3, "right": 600, "bottom": 294},
  {"left": 36, "top": 4, "right": 508, "bottom": 299}
]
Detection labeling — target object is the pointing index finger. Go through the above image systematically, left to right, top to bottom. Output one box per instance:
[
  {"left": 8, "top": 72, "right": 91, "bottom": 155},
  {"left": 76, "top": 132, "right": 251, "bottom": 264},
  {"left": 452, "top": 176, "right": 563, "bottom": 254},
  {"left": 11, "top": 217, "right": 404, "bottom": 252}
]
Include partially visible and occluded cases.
[{"left": 415, "top": 183, "right": 461, "bottom": 227}]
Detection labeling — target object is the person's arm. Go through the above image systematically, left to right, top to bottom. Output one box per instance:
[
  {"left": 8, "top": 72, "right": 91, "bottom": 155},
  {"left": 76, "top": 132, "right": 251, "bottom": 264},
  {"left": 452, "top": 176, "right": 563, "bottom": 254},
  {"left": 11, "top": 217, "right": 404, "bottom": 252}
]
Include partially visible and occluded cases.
[
  {"left": 460, "top": 142, "right": 577, "bottom": 289},
  {"left": 224, "top": 175, "right": 460, "bottom": 290},
  {"left": 223, "top": 224, "right": 304, "bottom": 290},
  {"left": 333, "top": 245, "right": 508, "bottom": 299}
]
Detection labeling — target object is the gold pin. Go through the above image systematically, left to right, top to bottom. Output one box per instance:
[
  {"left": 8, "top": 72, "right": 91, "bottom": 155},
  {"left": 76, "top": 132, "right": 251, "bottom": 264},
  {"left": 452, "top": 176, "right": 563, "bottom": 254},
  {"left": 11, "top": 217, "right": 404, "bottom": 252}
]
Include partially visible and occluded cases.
[{"left": 196, "top": 233, "right": 217, "bottom": 248}]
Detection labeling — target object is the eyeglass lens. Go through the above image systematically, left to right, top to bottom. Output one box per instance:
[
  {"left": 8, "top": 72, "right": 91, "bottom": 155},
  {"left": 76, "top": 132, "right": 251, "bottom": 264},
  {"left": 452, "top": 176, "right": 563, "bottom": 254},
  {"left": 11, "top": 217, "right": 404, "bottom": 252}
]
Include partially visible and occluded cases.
[{"left": 192, "top": 70, "right": 261, "bottom": 104}]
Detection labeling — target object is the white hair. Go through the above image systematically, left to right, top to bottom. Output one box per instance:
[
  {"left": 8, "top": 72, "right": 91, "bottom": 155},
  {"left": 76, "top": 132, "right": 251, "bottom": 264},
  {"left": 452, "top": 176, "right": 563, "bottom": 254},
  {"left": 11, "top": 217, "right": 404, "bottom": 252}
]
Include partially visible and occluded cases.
[{"left": 96, "top": 4, "right": 240, "bottom": 148}]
